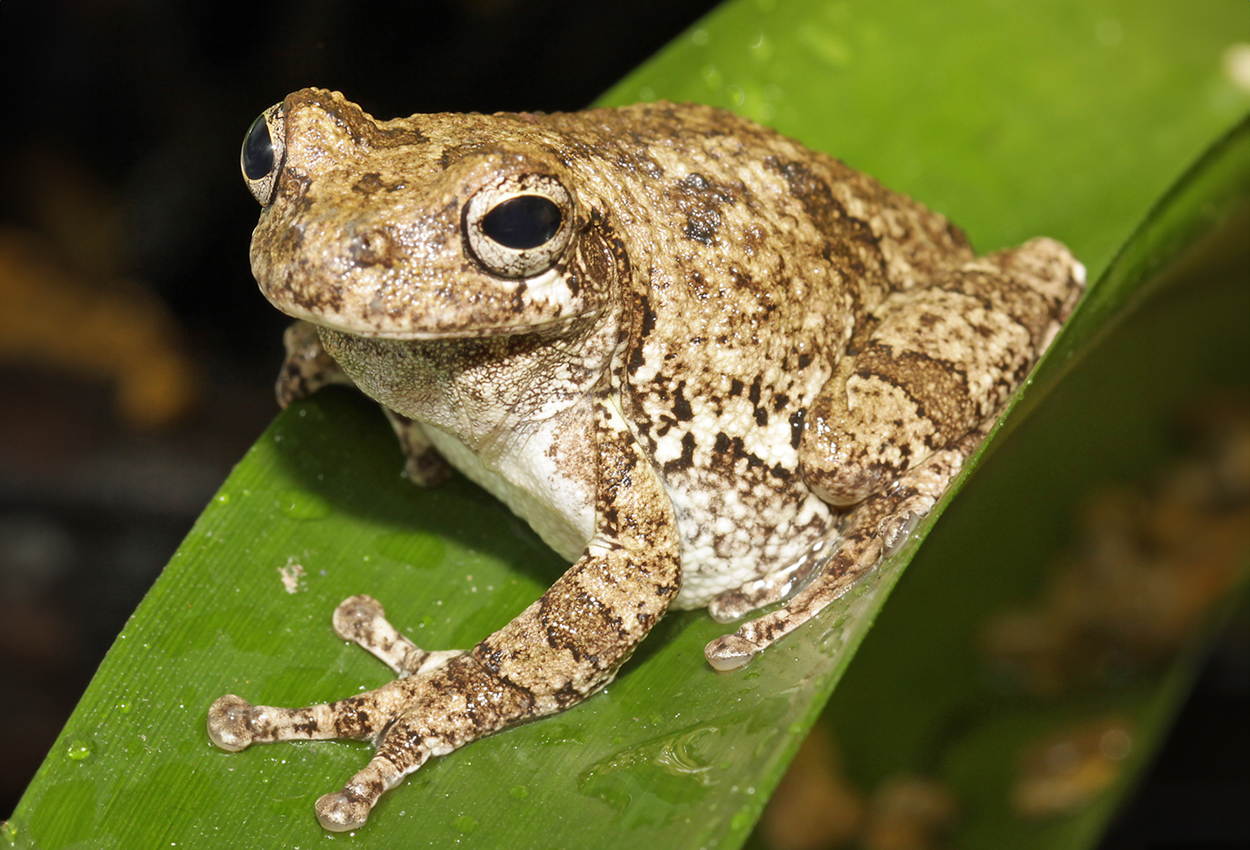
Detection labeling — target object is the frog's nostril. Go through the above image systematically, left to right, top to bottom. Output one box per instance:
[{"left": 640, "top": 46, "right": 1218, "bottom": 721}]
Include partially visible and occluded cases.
[{"left": 347, "top": 227, "right": 393, "bottom": 267}]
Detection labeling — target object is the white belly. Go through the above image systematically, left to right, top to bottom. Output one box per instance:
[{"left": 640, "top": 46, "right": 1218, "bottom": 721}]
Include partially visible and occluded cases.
[{"left": 419, "top": 419, "right": 595, "bottom": 563}]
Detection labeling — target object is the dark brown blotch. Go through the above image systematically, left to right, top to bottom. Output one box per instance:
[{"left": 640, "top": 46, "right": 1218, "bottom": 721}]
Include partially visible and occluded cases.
[
  {"left": 674, "top": 172, "right": 738, "bottom": 246},
  {"left": 858, "top": 346, "right": 975, "bottom": 445},
  {"left": 671, "top": 383, "right": 693, "bottom": 422},
  {"left": 789, "top": 408, "right": 806, "bottom": 449},
  {"left": 662, "top": 432, "right": 697, "bottom": 475},
  {"left": 538, "top": 587, "right": 627, "bottom": 669}
]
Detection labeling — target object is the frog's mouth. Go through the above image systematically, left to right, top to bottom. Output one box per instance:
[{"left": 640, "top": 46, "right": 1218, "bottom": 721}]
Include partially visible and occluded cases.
[
  {"left": 258, "top": 263, "right": 601, "bottom": 341},
  {"left": 292, "top": 311, "right": 596, "bottom": 341}
]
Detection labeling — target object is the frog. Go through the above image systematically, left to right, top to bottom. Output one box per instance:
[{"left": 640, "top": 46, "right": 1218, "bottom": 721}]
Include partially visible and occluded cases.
[{"left": 208, "top": 88, "right": 1085, "bottom": 831}]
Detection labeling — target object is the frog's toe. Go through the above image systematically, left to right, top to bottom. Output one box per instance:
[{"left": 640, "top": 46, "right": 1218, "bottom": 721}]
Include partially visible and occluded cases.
[
  {"left": 882, "top": 508, "right": 925, "bottom": 557},
  {"left": 708, "top": 591, "right": 752, "bottom": 623},
  {"left": 333, "top": 593, "right": 464, "bottom": 676},
  {"left": 332, "top": 594, "right": 386, "bottom": 640},
  {"left": 704, "top": 634, "right": 758, "bottom": 671},
  {"left": 207, "top": 694, "right": 256, "bottom": 751},
  {"left": 313, "top": 739, "right": 437, "bottom": 830},
  {"left": 316, "top": 790, "right": 372, "bottom": 832}
]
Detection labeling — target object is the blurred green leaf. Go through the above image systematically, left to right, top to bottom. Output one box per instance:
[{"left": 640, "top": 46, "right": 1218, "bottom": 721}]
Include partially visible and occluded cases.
[
  {"left": 7, "top": 2, "right": 1248, "bottom": 849},
  {"left": 803, "top": 121, "right": 1248, "bottom": 850}
]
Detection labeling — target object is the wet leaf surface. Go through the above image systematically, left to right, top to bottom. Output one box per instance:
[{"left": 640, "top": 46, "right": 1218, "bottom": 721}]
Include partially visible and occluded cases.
[{"left": 7, "top": 1, "right": 1247, "bottom": 848}]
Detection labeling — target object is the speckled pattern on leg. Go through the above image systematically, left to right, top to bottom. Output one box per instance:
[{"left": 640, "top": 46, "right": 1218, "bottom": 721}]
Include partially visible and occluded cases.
[
  {"left": 207, "top": 387, "right": 682, "bottom": 831},
  {"left": 332, "top": 594, "right": 462, "bottom": 676}
]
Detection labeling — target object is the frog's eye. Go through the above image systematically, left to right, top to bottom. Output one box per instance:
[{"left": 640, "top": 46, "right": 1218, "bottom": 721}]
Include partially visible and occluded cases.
[
  {"left": 241, "top": 104, "right": 286, "bottom": 206},
  {"left": 463, "top": 174, "right": 573, "bottom": 278}
]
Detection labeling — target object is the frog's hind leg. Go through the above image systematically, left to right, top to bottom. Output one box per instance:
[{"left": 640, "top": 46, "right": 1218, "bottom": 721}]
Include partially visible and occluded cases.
[
  {"left": 798, "top": 237, "right": 1083, "bottom": 509},
  {"left": 705, "top": 238, "right": 1084, "bottom": 669},
  {"left": 704, "top": 439, "right": 970, "bottom": 670},
  {"left": 707, "top": 544, "right": 828, "bottom": 623}
]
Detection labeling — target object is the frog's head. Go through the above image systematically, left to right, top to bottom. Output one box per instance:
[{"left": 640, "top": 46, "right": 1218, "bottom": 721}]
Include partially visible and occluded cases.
[{"left": 241, "top": 88, "right": 619, "bottom": 340}]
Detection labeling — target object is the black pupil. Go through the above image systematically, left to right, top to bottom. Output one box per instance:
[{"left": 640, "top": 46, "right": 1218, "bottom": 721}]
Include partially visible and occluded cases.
[
  {"left": 241, "top": 114, "right": 274, "bottom": 181},
  {"left": 481, "top": 195, "right": 562, "bottom": 250}
]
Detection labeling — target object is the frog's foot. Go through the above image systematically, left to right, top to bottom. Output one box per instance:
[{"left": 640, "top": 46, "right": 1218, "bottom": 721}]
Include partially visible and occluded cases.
[
  {"left": 276, "top": 320, "right": 354, "bottom": 407},
  {"left": 705, "top": 444, "right": 967, "bottom": 670},
  {"left": 707, "top": 543, "right": 828, "bottom": 623},
  {"left": 333, "top": 594, "right": 463, "bottom": 676},
  {"left": 207, "top": 595, "right": 467, "bottom": 828},
  {"left": 207, "top": 595, "right": 464, "bottom": 753},
  {"left": 208, "top": 651, "right": 534, "bottom": 831}
]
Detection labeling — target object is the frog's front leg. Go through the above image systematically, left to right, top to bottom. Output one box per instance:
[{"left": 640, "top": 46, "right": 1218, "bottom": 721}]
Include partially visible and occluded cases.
[
  {"left": 706, "top": 238, "right": 1084, "bottom": 668},
  {"left": 276, "top": 320, "right": 354, "bottom": 407},
  {"left": 278, "top": 320, "right": 451, "bottom": 485},
  {"left": 207, "top": 393, "right": 681, "bottom": 831}
]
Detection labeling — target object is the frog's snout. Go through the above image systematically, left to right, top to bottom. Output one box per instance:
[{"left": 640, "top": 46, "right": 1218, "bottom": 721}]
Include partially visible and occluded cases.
[{"left": 345, "top": 223, "right": 396, "bottom": 269}]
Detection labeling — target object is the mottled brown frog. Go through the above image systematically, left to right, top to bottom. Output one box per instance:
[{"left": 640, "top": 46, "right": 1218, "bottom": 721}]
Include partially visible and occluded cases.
[{"left": 208, "top": 88, "right": 1084, "bottom": 830}]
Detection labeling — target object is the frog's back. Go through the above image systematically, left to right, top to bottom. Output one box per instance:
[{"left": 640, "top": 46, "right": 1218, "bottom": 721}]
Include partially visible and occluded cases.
[
  {"left": 538, "top": 102, "right": 974, "bottom": 415},
  {"left": 525, "top": 103, "right": 972, "bottom": 603}
]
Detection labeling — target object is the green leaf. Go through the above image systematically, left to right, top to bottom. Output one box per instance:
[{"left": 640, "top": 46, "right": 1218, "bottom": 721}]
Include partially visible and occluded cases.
[
  {"left": 6, "top": 2, "right": 1248, "bottom": 849},
  {"left": 803, "top": 120, "right": 1249, "bottom": 850}
]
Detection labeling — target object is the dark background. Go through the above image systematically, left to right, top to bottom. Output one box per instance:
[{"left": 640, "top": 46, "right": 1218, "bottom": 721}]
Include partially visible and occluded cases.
[{"left": 0, "top": 1, "right": 1245, "bottom": 846}]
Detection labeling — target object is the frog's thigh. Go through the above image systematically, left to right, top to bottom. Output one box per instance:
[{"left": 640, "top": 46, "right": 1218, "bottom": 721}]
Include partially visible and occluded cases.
[
  {"left": 801, "top": 237, "right": 1083, "bottom": 507},
  {"left": 705, "top": 432, "right": 978, "bottom": 670}
]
